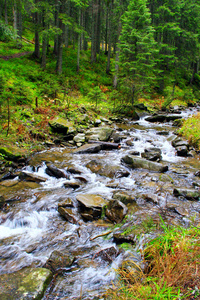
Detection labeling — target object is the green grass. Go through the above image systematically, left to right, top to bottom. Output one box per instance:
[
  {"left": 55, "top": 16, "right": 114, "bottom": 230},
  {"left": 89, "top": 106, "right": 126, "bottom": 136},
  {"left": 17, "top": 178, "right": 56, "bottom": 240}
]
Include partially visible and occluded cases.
[
  {"left": 178, "top": 113, "right": 200, "bottom": 150},
  {"left": 106, "top": 219, "right": 200, "bottom": 299}
]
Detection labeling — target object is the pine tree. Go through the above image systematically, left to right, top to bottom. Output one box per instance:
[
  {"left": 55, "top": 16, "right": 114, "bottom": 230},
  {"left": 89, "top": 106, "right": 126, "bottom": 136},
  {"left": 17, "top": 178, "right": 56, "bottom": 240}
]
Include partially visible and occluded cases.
[{"left": 119, "top": 0, "right": 157, "bottom": 104}]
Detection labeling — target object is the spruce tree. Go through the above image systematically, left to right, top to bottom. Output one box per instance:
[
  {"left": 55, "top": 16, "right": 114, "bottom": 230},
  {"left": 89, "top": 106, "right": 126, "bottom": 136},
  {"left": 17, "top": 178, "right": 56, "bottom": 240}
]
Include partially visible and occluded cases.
[{"left": 119, "top": 0, "right": 157, "bottom": 105}]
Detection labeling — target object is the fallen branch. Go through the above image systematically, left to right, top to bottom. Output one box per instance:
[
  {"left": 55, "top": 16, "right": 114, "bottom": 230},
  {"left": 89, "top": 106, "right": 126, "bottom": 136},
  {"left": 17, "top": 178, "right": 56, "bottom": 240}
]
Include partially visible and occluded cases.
[{"left": 90, "top": 230, "right": 113, "bottom": 241}]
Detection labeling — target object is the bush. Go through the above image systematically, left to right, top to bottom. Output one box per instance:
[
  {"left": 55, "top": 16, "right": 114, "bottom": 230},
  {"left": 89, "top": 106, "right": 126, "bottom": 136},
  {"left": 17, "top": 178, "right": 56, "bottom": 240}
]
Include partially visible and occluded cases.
[{"left": 0, "top": 20, "right": 17, "bottom": 42}]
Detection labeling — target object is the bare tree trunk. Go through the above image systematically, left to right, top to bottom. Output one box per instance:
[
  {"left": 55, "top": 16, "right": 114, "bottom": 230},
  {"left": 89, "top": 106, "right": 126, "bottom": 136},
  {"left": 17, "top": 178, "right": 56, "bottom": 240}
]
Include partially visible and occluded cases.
[
  {"left": 5, "top": 0, "right": 8, "bottom": 24},
  {"left": 13, "top": 0, "right": 17, "bottom": 32},
  {"left": 33, "top": 0, "right": 40, "bottom": 59},
  {"left": 54, "top": 0, "right": 59, "bottom": 55},
  {"left": 56, "top": 0, "right": 64, "bottom": 74},
  {"left": 106, "top": 1, "right": 112, "bottom": 74},
  {"left": 77, "top": 8, "right": 81, "bottom": 72},
  {"left": 113, "top": 23, "right": 121, "bottom": 88},
  {"left": 41, "top": 33, "right": 47, "bottom": 69}
]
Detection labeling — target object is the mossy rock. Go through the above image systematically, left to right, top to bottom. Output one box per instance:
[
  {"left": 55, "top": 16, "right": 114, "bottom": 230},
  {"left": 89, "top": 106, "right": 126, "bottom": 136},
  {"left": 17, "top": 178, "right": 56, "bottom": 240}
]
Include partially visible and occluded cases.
[
  {"left": 49, "top": 117, "right": 72, "bottom": 134},
  {"left": 0, "top": 147, "right": 23, "bottom": 161},
  {"left": 0, "top": 267, "right": 52, "bottom": 300}
]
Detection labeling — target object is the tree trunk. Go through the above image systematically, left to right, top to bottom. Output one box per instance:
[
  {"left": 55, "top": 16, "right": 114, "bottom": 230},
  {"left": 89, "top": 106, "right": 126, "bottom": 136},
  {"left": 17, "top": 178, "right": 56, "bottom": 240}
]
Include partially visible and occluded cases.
[
  {"left": 5, "top": 0, "right": 8, "bottom": 24},
  {"left": 13, "top": 0, "right": 17, "bottom": 32},
  {"left": 33, "top": 0, "right": 40, "bottom": 59},
  {"left": 53, "top": 0, "right": 59, "bottom": 55},
  {"left": 56, "top": 1, "right": 64, "bottom": 74},
  {"left": 106, "top": 1, "right": 112, "bottom": 74},
  {"left": 77, "top": 8, "right": 81, "bottom": 73},
  {"left": 113, "top": 23, "right": 121, "bottom": 88},
  {"left": 41, "top": 33, "right": 47, "bottom": 69}
]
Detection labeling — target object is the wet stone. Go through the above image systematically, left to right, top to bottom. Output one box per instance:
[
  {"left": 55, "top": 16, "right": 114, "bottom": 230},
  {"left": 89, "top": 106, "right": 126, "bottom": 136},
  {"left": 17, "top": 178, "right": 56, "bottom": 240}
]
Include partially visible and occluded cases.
[
  {"left": 73, "top": 144, "right": 101, "bottom": 154},
  {"left": 141, "top": 147, "right": 162, "bottom": 161},
  {"left": 45, "top": 164, "right": 69, "bottom": 179},
  {"left": 19, "top": 171, "right": 47, "bottom": 183},
  {"left": 64, "top": 181, "right": 81, "bottom": 189},
  {"left": 173, "top": 188, "right": 200, "bottom": 200},
  {"left": 113, "top": 191, "right": 136, "bottom": 204},
  {"left": 105, "top": 199, "right": 128, "bottom": 223},
  {"left": 58, "top": 207, "right": 78, "bottom": 224},
  {"left": 93, "top": 246, "right": 119, "bottom": 263},
  {"left": 44, "top": 250, "right": 75, "bottom": 273},
  {"left": 0, "top": 267, "right": 52, "bottom": 300}
]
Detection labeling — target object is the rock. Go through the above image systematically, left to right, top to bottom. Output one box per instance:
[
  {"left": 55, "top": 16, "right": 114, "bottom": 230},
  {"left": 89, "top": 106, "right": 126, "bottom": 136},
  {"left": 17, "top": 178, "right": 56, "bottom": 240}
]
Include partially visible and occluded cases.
[
  {"left": 133, "top": 103, "right": 148, "bottom": 111},
  {"left": 78, "top": 114, "right": 89, "bottom": 125},
  {"left": 146, "top": 114, "right": 182, "bottom": 123},
  {"left": 49, "top": 117, "right": 72, "bottom": 134},
  {"left": 94, "top": 119, "right": 101, "bottom": 127},
  {"left": 85, "top": 127, "right": 114, "bottom": 142},
  {"left": 157, "top": 131, "right": 169, "bottom": 136},
  {"left": 111, "top": 132, "right": 121, "bottom": 143},
  {"left": 73, "top": 133, "right": 86, "bottom": 144},
  {"left": 172, "top": 137, "right": 189, "bottom": 156},
  {"left": 126, "top": 139, "right": 134, "bottom": 146},
  {"left": 73, "top": 143, "right": 101, "bottom": 154},
  {"left": 176, "top": 145, "right": 188, "bottom": 156},
  {"left": 0, "top": 146, "right": 23, "bottom": 161},
  {"left": 141, "top": 147, "right": 162, "bottom": 161},
  {"left": 122, "top": 155, "right": 168, "bottom": 173},
  {"left": 86, "top": 160, "right": 130, "bottom": 178},
  {"left": 46, "top": 164, "right": 69, "bottom": 179},
  {"left": 67, "top": 166, "right": 82, "bottom": 174},
  {"left": 194, "top": 170, "right": 200, "bottom": 177},
  {"left": 19, "top": 171, "right": 47, "bottom": 183},
  {"left": 64, "top": 181, "right": 81, "bottom": 189},
  {"left": 173, "top": 188, "right": 200, "bottom": 200},
  {"left": 113, "top": 191, "right": 136, "bottom": 204},
  {"left": 142, "top": 193, "right": 159, "bottom": 204},
  {"left": 76, "top": 194, "right": 108, "bottom": 220},
  {"left": 76, "top": 194, "right": 108, "bottom": 208},
  {"left": 0, "top": 195, "right": 5, "bottom": 208},
  {"left": 58, "top": 197, "right": 74, "bottom": 208},
  {"left": 105, "top": 199, "right": 128, "bottom": 223},
  {"left": 58, "top": 207, "right": 78, "bottom": 224},
  {"left": 174, "top": 207, "right": 189, "bottom": 217},
  {"left": 113, "top": 223, "right": 136, "bottom": 244},
  {"left": 93, "top": 246, "right": 119, "bottom": 263},
  {"left": 44, "top": 250, "right": 75, "bottom": 273},
  {"left": 0, "top": 267, "right": 52, "bottom": 300}
]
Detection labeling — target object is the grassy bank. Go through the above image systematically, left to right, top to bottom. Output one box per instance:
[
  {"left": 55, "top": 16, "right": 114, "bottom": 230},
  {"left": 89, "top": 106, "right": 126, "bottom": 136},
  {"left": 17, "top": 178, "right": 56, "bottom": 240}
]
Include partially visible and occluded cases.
[
  {"left": 179, "top": 113, "right": 200, "bottom": 151},
  {"left": 106, "top": 220, "right": 200, "bottom": 299}
]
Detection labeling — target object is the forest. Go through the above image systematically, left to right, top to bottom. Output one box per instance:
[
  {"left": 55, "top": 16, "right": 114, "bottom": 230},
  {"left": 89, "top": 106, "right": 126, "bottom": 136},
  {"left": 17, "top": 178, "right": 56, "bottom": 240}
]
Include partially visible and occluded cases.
[{"left": 0, "top": 1, "right": 200, "bottom": 300}]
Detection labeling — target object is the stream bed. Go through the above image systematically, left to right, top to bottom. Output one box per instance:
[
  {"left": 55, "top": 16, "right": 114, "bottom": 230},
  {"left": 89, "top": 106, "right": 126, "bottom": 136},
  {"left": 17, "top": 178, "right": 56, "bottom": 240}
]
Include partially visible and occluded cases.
[{"left": 0, "top": 107, "right": 200, "bottom": 299}]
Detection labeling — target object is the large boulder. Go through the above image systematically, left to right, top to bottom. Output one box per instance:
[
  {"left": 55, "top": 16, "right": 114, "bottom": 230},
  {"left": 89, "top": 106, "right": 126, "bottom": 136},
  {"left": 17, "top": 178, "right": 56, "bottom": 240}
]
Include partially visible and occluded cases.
[
  {"left": 49, "top": 117, "right": 72, "bottom": 134},
  {"left": 85, "top": 127, "right": 114, "bottom": 142},
  {"left": 0, "top": 146, "right": 24, "bottom": 161},
  {"left": 121, "top": 155, "right": 168, "bottom": 173},
  {"left": 86, "top": 160, "right": 130, "bottom": 178},
  {"left": 76, "top": 194, "right": 108, "bottom": 221},
  {"left": 105, "top": 199, "right": 128, "bottom": 223},
  {"left": 0, "top": 267, "right": 52, "bottom": 300}
]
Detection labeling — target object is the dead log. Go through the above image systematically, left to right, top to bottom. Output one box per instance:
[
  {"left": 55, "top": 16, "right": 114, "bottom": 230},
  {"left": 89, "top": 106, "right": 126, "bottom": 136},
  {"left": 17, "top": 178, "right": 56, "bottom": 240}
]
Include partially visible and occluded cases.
[{"left": 88, "top": 140, "right": 120, "bottom": 150}]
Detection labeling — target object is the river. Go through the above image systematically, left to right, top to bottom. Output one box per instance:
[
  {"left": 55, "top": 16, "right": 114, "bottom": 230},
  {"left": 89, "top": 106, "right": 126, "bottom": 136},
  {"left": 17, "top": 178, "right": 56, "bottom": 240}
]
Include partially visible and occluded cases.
[{"left": 0, "top": 106, "right": 199, "bottom": 299}]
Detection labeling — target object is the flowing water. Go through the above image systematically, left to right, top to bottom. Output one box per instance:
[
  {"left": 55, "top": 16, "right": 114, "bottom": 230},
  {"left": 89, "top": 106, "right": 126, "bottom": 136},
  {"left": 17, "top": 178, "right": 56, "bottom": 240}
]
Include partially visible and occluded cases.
[{"left": 0, "top": 107, "right": 200, "bottom": 299}]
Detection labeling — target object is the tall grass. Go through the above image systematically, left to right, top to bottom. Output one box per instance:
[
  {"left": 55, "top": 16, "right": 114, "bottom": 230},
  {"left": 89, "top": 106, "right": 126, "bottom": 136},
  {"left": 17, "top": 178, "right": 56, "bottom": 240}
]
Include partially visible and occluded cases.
[{"left": 106, "top": 221, "right": 200, "bottom": 299}]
